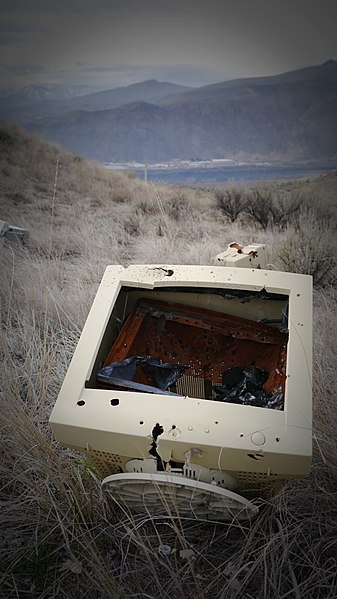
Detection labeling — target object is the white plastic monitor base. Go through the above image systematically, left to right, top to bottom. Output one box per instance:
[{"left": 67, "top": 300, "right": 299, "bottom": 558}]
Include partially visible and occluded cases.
[{"left": 102, "top": 472, "right": 259, "bottom": 521}]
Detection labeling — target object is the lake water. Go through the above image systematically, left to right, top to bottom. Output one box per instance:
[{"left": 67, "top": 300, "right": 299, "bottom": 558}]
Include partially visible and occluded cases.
[{"left": 123, "top": 163, "right": 337, "bottom": 185}]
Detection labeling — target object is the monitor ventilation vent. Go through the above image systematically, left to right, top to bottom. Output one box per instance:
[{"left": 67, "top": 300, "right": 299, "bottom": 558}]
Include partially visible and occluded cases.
[
  {"left": 87, "top": 450, "right": 125, "bottom": 477},
  {"left": 237, "top": 471, "right": 280, "bottom": 482}
]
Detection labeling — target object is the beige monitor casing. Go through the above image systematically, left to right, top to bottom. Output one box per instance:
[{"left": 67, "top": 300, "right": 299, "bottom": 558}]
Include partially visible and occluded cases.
[{"left": 50, "top": 263, "right": 312, "bottom": 497}]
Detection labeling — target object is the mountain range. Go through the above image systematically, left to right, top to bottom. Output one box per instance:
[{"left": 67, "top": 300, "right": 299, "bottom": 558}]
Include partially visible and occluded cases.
[
  {"left": 2, "top": 61, "right": 337, "bottom": 163},
  {"left": 0, "top": 80, "right": 191, "bottom": 122},
  {"left": 0, "top": 83, "right": 103, "bottom": 110}
]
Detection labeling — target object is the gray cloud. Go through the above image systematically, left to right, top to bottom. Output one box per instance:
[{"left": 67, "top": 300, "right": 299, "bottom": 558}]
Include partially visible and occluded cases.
[
  {"left": 0, "top": 0, "right": 336, "bottom": 88},
  {"left": 0, "top": 0, "right": 169, "bottom": 15},
  {"left": 0, "top": 19, "right": 47, "bottom": 47},
  {"left": 0, "top": 62, "right": 47, "bottom": 75}
]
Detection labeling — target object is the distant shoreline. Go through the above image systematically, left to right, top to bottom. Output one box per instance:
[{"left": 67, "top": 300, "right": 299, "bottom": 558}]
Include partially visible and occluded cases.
[{"left": 104, "top": 160, "right": 337, "bottom": 185}]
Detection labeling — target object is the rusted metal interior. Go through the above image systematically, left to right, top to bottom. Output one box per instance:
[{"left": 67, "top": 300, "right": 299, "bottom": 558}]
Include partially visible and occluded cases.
[{"left": 101, "top": 298, "right": 288, "bottom": 400}]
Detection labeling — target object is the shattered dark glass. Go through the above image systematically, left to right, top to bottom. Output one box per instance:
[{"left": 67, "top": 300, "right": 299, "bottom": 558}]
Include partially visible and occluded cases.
[
  {"left": 97, "top": 356, "right": 189, "bottom": 394},
  {"left": 99, "top": 356, "right": 142, "bottom": 381},
  {"left": 141, "top": 359, "right": 189, "bottom": 389},
  {"left": 212, "top": 365, "right": 284, "bottom": 409}
]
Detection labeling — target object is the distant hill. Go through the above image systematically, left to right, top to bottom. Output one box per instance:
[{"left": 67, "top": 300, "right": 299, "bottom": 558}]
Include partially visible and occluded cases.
[
  {"left": 15, "top": 61, "right": 337, "bottom": 163},
  {"left": 0, "top": 79, "right": 192, "bottom": 123},
  {"left": 0, "top": 83, "right": 100, "bottom": 109}
]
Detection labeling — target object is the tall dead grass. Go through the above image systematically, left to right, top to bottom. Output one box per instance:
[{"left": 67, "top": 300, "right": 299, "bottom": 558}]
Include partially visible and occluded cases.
[{"left": 1, "top": 122, "right": 337, "bottom": 597}]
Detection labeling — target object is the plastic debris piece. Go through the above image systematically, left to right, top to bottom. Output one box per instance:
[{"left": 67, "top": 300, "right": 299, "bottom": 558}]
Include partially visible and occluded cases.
[
  {"left": 0, "top": 220, "right": 29, "bottom": 245},
  {"left": 158, "top": 544, "right": 176, "bottom": 556},
  {"left": 179, "top": 549, "right": 195, "bottom": 559},
  {"left": 59, "top": 558, "right": 82, "bottom": 574}
]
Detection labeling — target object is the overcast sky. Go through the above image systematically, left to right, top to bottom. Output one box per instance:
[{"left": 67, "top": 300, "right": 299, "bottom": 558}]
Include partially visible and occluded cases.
[{"left": 1, "top": 0, "right": 337, "bottom": 90}]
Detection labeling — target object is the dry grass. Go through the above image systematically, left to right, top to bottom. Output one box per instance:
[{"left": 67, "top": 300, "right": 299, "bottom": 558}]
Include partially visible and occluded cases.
[{"left": 1, "top": 121, "right": 337, "bottom": 598}]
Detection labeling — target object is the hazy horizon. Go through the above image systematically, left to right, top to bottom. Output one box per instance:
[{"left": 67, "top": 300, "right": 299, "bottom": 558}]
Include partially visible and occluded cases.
[{"left": 1, "top": 0, "right": 337, "bottom": 90}]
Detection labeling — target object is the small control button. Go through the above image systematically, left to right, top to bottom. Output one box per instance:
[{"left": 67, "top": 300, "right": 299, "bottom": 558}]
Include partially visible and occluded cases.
[{"left": 251, "top": 431, "right": 266, "bottom": 446}]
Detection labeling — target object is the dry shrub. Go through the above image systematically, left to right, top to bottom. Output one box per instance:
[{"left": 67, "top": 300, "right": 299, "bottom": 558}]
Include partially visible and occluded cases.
[
  {"left": 214, "top": 187, "right": 247, "bottom": 222},
  {"left": 244, "top": 188, "right": 302, "bottom": 230},
  {"left": 164, "top": 190, "right": 191, "bottom": 220},
  {"left": 277, "top": 209, "right": 337, "bottom": 286}
]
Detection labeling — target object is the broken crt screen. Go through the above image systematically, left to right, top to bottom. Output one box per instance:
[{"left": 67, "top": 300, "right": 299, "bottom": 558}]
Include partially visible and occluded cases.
[{"left": 87, "top": 286, "right": 288, "bottom": 410}]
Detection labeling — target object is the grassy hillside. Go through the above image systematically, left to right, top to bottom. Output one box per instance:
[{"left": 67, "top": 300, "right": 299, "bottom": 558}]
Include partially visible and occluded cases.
[{"left": 1, "top": 121, "right": 337, "bottom": 598}]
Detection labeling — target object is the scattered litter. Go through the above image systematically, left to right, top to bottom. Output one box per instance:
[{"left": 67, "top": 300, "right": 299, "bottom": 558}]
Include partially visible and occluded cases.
[
  {"left": 0, "top": 219, "right": 29, "bottom": 245},
  {"left": 0, "top": 220, "right": 8, "bottom": 237},
  {"left": 214, "top": 242, "right": 267, "bottom": 269},
  {"left": 213, "top": 365, "right": 284, "bottom": 409},
  {"left": 158, "top": 544, "right": 176, "bottom": 556},
  {"left": 157, "top": 545, "right": 195, "bottom": 559},
  {"left": 179, "top": 549, "right": 195, "bottom": 560},
  {"left": 59, "top": 558, "right": 82, "bottom": 574}
]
